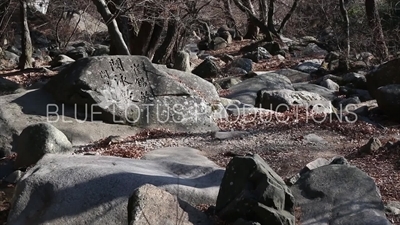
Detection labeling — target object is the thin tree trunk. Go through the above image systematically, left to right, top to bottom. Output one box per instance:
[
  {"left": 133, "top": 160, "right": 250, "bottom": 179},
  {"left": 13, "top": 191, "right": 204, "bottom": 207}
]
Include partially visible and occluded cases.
[
  {"left": 19, "top": 0, "right": 33, "bottom": 69},
  {"left": 92, "top": 0, "right": 130, "bottom": 55},
  {"left": 108, "top": 0, "right": 135, "bottom": 53},
  {"left": 222, "top": 0, "right": 242, "bottom": 36},
  {"left": 232, "top": 0, "right": 273, "bottom": 41},
  {"left": 243, "top": 0, "right": 259, "bottom": 39},
  {"left": 259, "top": 0, "right": 267, "bottom": 24},
  {"left": 267, "top": 0, "right": 279, "bottom": 36},
  {"left": 278, "top": 0, "right": 300, "bottom": 33},
  {"left": 339, "top": 0, "right": 350, "bottom": 69},
  {"left": 365, "top": 0, "right": 389, "bottom": 60},
  {"left": 131, "top": 4, "right": 160, "bottom": 56},
  {"left": 131, "top": 19, "right": 153, "bottom": 55},
  {"left": 152, "top": 19, "right": 181, "bottom": 64},
  {"left": 146, "top": 20, "right": 164, "bottom": 60},
  {"left": 198, "top": 20, "right": 212, "bottom": 42}
]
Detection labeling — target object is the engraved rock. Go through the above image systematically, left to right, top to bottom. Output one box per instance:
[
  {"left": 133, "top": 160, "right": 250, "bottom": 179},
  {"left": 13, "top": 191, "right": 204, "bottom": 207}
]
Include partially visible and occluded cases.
[{"left": 44, "top": 56, "right": 222, "bottom": 133}]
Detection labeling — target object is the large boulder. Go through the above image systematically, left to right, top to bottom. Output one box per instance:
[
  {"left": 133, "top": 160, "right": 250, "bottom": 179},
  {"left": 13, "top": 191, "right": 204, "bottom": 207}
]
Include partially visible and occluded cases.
[
  {"left": 62, "top": 10, "right": 108, "bottom": 36},
  {"left": 217, "top": 25, "right": 236, "bottom": 39},
  {"left": 219, "top": 31, "right": 233, "bottom": 44},
  {"left": 212, "top": 37, "right": 228, "bottom": 50},
  {"left": 301, "top": 43, "right": 328, "bottom": 57},
  {"left": 92, "top": 44, "right": 110, "bottom": 56},
  {"left": 6, "top": 46, "right": 21, "bottom": 56},
  {"left": 66, "top": 47, "right": 88, "bottom": 60},
  {"left": 243, "top": 47, "right": 271, "bottom": 63},
  {"left": 2, "top": 50, "right": 19, "bottom": 66},
  {"left": 173, "top": 51, "right": 191, "bottom": 72},
  {"left": 320, "top": 51, "right": 340, "bottom": 73},
  {"left": 50, "top": 54, "right": 75, "bottom": 67},
  {"left": 44, "top": 56, "right": 221, "bottom": 133},
  {"left": 192, "top": 58, "right": 221, "bottom": 79},
  {"left": 229, "top": 58, "right": 253, "bottom": 73},
  {"left": 366, "top": 58, "right": 400, "bottom": 98},
  {"left": 293, "top": 59, "right": 323, "bottom": 74},
  {"left": 256, "top": 69, "right": 311, "bottom": 83},
  {"left": 342, "top": 72, "right": 367, "bottom": 90},
  {"left": 226, "top": 73, "right": 294, "bottom": 106},
  {"left": 214, "top": 76, "right": 242, "bottom": 89},
  {"left": 0, "top": 77, "right": 22, "bottom": 96},
  {"left": 320, "top": 78, "right": 339, "bottom": 91},
  {"left": 293, "top": 83, "right": 336, "bottom": 101},
  {"left": 375, "top": 84, "right": 400, "bottom": 120},
  {"left": 0, "top": 88, "right": 146, "bottom": 155},
  {"left": 256, "top": 89, "right": 333, "bottom": 114},
  {"left": 0, "top": 117, "right": 16, "bottom": 158},
  {"left": 13, "top": 123, "right": 73, "bottom": 169},
  {"left": 7, "top": 147, "right": 224, "bottom": 224},
  {"left": 216, "top": 154, "right": 295, "bottom": 225},
  {"left": 286, "top": 156, "right": 349, "bottom": 185},
  {"left": 291, "top": 164, "right": 391, "bottom": 225},
  {"left": 128, "top": 184, "right": 210, "bottom": 225}
]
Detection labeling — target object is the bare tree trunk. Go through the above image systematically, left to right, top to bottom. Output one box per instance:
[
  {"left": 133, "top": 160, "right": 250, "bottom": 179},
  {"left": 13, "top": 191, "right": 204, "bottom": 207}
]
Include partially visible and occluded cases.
[
  {"left": 19, "top": 0, "right": 32, "bottom": 69},
  {"left": 92, "top": 0, "right": 130, "bottom": 55},
  {"left": 108, "top": 0, "right": 136, "bottom": 54},
  {"left": 221, "top": 0, "right": 242, "bottom": 36},
  {"left": 232, "top": 0, "right": 273, "bottom": 41},
  {"left": 243, "top": 0, "right": 259, "bottom": 39},
  {"left": 259, "top": 0, "right": 267, "bottom": 24},
  {"left": 267, "top": 0, "right": 279, "bottom": 36},
  {"left": 278, "top": 0, "right": 300, "bottom": 33},
  {"left": 339, "top": 0, "right": 350, "bottom": 69},
  {"left": 365, "top": 0, "right": 389, "bottom": 60},
  {"left": 131, "top": 4, "right": 162, "bottom": 56},
  {"left": 131, "top": 19, "right": 153, "bottom": 55},
  {"left": 152, "top": 19, "right": 181, "bottom": 64},
  {"left": 198, "top": 20, "right": 212, "bottom": 42},
  {"left": 145, "top": 21, "right": 164, "bottom": 60}
]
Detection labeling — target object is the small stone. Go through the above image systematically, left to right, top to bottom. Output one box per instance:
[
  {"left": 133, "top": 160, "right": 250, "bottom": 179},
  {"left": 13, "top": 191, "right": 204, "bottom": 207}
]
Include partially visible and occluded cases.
[
  {"left": 359, "top": 137, "right": 382, "bottom": 154},
  {"left": 385, "top": 201, "right": 400, "bottom": 215}
]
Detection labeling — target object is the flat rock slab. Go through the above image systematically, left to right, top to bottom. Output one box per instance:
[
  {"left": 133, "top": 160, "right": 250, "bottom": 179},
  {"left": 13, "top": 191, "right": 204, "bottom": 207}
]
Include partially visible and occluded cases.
[
  {"left": 255, "top": 69, "right": 311, "bottom": 83},
  {"left": 226, "top": 73, "right": 294, "bottom": 106},
  {"left": 293, "top": 83, "right": 336, "bottom": 101},
  {"left": 0, "top": 88, "right": 140, "bottom": 153},
  {"left": 7, "top": 147, "right": 224, "bottom": 225},
  {"left": 291, "top": 164, "right": 391, "bottom": 225},
  {"left": 128, "top": 184, "right": 211, "bottom": 225}
]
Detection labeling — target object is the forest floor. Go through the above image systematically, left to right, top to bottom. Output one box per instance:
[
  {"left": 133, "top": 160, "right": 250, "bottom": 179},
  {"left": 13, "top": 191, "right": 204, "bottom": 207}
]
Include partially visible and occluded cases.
[{"left": 0, "top": 40, "right": 399, "bottom": 224}]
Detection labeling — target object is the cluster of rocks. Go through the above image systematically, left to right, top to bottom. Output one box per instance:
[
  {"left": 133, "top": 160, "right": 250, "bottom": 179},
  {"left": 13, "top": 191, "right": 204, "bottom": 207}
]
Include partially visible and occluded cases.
[
  {"left": 197, "top": 25, "right": 238, "bottom": 51},
  {"left": 183, "top": 35, "right": 399, "bottom": 124},
  {"left": 0, "top": 40, "right": 110, "bottom": 70},
  {"left": 0, "top": 51, "right": 398, "bottom": 224},
  {"left": 2, "top": 51, "right": 400, "bottom": 159},
  {"left": 0, "top": 55, "right": 229, "bottom": 159},
  {"left": 0, "top": 121, "right": 394, "bottom": 224}
]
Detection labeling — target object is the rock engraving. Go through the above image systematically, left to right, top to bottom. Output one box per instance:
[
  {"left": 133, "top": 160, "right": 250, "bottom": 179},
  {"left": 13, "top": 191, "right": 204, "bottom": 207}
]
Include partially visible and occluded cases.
[{"left": 99, "top": 58, "right": 153, "bottom": 104}]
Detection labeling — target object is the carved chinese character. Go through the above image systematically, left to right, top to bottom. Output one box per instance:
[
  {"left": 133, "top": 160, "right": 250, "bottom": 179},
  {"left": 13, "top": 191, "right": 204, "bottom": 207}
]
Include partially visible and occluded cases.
[
  {"left": 109, "top": 58, "right": 125, "bottom": 72},
  {"left": 130, "top": 63, "right": 141, "bottom": 75},
  {"left": 99, "top": 70, "right": 110, "bottom": 79},
  {"left": 121, "top": 74, "right": 133, "bottom": 85}
]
